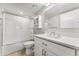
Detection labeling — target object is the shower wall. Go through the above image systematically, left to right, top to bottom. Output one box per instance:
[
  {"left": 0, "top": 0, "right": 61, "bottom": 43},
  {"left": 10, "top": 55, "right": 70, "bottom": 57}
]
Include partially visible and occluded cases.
[{"left": 1, "top": 12, "right": 32, "bottom": 55}]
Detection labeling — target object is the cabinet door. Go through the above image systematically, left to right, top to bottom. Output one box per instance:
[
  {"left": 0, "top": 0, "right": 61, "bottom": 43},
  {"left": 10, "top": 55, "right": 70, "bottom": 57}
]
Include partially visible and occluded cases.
[
  {"left": 34, "top": 37, "right": 56, "bottom": 56},
  {"left": 45, "top": 40, "right": 75, "bottom": 56},
  {"left": 34, "top": 43, "right": 42, "bottom": 56},
  {"left": 34, "top": 44, "right": 56, "bottom": 56},
  {"left": 42, "top": 49, "right": 56, "bottom": 56}
]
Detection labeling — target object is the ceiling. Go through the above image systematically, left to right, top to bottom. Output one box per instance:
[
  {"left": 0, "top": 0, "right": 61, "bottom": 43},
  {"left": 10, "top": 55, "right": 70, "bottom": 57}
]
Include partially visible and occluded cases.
[
  {"left": 0, "top": 3, "right": 46, "bottom": 17},
  {"left": 1, "top": 3, "right": 79, "bottom": 19},
  {"left": 44, "top": 3, "right": 79, "bottom": 19}
]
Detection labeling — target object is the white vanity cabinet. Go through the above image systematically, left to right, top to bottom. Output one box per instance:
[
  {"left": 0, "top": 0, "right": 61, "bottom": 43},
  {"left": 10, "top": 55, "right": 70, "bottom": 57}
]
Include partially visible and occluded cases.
[
  {"left": 34, "top": 36, "right": 77, "bottom": 56},
  {"left": 34, "top": 37, "right": 57, "bottom": 56},
  {"left": 34, "top": 42, "right": 56, "bottom": 56},
  {"left": 34, "top": 44, "right": 56, "bottom": 56}
]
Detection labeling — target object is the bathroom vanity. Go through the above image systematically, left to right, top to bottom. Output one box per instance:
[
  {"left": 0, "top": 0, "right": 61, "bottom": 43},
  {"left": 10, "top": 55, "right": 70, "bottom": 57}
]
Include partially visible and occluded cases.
[
  {"left": 34, "top": 6, "right": 79, "bottom": 56},
  {"left": 34, "top": 34, "right": 79, "bottom": 56}
]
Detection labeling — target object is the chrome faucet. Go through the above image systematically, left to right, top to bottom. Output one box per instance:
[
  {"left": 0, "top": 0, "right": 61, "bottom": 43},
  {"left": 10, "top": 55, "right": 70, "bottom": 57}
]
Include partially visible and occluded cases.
[
  {"left": 49, "top": 32, "right": 55, "bottom": 36},
  {"left": 49, "top": 32, "right": 61, "bottom": 38}
]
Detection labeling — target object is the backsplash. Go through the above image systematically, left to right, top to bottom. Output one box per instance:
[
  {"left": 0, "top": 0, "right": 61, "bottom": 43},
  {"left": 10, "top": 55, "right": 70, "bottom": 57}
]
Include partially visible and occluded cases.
[
  {"left": 33, "top": 28, "right": 44, "bottom": 34},
  {"left": 45, "top": 28, "right": 79, "bottom": 38}
]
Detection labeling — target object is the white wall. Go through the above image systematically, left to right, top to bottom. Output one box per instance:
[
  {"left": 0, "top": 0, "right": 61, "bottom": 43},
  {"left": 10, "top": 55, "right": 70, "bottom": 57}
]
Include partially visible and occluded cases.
[
  {"left": 0, "top": 8, "right": 2, "bottom": 56},
  {"left": 44, "top": 15, "right": 60, "bottom": 33}
]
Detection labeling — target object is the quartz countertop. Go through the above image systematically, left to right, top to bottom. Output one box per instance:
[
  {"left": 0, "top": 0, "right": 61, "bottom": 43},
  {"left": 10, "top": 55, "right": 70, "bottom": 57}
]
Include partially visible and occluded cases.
[{"left": 35, "top": 34, "right": 79, "bottom": 49}]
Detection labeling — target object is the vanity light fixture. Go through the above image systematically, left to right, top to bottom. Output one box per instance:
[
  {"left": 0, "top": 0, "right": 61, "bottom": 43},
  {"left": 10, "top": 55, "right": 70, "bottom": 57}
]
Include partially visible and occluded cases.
[
  {"left": 32, "top": 4, "right": 38, "bottom": 8},
  {"left": 19, "top": 11, "right": 23, "bottom": 15}
]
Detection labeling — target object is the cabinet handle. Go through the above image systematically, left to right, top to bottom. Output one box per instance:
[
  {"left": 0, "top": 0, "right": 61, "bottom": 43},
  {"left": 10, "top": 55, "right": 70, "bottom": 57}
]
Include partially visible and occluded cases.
[
  {"left": 42, "top": 42, "right": 47, "bottom": 46},
  {"left": 42, "top": 49, "right": 44, "bottom": 56},
  {"left": 42, "top": 49, "right": 47, "bottom": 56},
  {"left": 44, "top": 50, "right": 48, "bottom": 56},
  {"left": 44, "top": 51, "right": 47, "bottom": 56},
  {"left": 46, "top": 51, "right": 48, "bottom": 56}
]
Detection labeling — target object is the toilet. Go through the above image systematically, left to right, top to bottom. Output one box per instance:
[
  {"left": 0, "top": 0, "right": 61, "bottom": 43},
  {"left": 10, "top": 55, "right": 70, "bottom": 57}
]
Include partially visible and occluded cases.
[{"left": 24, "top": 41, "right": 34, "bottom": 56}]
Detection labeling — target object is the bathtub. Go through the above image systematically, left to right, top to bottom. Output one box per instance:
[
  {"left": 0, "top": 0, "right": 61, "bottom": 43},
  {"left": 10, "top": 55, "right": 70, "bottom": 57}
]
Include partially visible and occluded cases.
[{"left": 2, "top": 42, "right": 25, "bottom": 56}]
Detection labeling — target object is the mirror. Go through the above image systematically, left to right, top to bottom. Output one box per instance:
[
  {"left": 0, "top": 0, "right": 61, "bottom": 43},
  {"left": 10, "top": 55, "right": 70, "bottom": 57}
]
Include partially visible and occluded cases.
[
  {"left": 43, "top": 4, "right": 79, "bottom": 38},
  {"left": 60, "top": 8, "right": 79, "bottom": 29}
]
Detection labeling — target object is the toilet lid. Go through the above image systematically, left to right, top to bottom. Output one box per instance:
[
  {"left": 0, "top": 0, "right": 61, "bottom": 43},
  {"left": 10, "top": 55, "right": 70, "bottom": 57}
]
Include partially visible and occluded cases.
[{"left": 24, "top": 41, "right": 34, "bottom": 45}]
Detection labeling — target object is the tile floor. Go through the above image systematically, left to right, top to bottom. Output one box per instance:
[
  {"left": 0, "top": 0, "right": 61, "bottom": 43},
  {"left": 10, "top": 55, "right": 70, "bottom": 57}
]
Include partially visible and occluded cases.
[{"left": 8, "top": 48, "right": 34, "bottom": 56}]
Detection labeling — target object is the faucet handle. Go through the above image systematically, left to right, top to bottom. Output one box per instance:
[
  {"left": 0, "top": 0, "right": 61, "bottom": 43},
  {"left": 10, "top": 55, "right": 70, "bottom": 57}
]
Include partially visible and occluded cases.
[
  {"left": 49, "top": 32, "right": 55, "bottom": 37},
  {"left": 53, "top": 32, "right": 55, "bottom": 35},
  {"left": 55, "top": 34, "right": 61, "bottom": 38}
]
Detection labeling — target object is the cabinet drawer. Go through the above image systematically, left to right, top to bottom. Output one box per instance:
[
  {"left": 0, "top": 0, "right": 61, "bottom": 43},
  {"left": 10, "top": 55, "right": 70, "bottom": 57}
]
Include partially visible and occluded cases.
[{"left": 35, "top": 37, "right": 75, "bottom": 56}]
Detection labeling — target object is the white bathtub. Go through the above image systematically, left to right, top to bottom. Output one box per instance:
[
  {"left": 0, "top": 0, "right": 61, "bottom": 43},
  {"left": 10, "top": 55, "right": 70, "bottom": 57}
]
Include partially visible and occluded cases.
[{"left": 2, "top": 42, "right": 24, "bottom": 56}]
